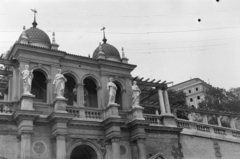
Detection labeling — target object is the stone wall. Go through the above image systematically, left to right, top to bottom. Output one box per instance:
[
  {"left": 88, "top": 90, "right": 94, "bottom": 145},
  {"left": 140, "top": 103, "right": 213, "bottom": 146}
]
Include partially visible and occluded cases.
[
  {"left": 32, "top": 125, "right": 52, "bottom": 159},
  {"left": 145, "top": 132, "right": 181, "bottom": 159},
  {"left": 0, "top": 134, "right": 18, "bottom": 159},
  {"left": 180, "top": 134, "right": 240, "bottom": 159}
]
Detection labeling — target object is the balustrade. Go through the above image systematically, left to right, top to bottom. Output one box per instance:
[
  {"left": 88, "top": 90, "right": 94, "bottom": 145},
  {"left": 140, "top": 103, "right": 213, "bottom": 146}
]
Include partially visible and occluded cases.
[
  {"left": 0, "top": 101, "right": 13, "bottom": 114},
  {"left": 66, "top": 106, "right": 102, "bottom": 120},
  {"left": 144, "top": 114, "right": 162, "bottom": 125}
]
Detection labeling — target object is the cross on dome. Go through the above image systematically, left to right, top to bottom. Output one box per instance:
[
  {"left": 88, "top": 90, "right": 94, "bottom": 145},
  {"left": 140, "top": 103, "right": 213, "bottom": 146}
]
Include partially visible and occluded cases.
[
  {"left": 31, "top": 9, "right": 38, "bottom": 27},
  {"left": 100, "top": 26, "right": 107, "bottom": 43}
]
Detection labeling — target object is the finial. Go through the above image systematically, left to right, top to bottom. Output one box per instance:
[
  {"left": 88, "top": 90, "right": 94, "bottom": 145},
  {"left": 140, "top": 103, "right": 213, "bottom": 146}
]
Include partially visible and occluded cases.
[
  {"left": 31, "top": 9, "right": 38, "bottom": 27},
  {"left": 23, "top": 26, "right": 26, "bottom": 30},
  {"left": 100, "top": 26, "right": 107, "bottom": 43},
  {"left": 52, "top": 32, "right": 56, "bottom": 43}
]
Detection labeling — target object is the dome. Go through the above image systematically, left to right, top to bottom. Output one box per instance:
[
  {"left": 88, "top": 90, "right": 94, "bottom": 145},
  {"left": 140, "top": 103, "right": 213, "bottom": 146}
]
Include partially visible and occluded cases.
[
  {"left": 19, "top": 27, "right": 51, "bottom": 48},
  {"left": 93, "top": 42, "right": 121, "bottom": 60}
]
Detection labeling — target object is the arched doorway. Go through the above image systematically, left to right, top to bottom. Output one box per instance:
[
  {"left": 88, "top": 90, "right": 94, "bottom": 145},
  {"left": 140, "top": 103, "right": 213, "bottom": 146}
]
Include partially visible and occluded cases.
[
  {"left": 31, "top": 70, "right": 46, "bottom": 102},
  {"left": 64, "top": 74, "right": 77, "bottom": 106},
  {"left": 83, "top": 78, "right": 98, "bottom": 108},
  {"left": 70, "top": 145, "right": 98, "bottom": 159}
]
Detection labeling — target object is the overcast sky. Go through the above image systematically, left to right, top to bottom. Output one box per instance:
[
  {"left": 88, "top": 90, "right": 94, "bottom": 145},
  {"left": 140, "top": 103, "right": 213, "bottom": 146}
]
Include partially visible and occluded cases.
[{"left": 0, "top": 0, "right": 240, "bottom": 90}]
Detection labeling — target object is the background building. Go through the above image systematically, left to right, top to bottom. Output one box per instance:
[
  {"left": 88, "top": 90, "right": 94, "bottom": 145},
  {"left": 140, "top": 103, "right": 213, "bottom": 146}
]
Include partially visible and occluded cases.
[{"left": 170, "top": 78, "right": 211, "bottom": 108}]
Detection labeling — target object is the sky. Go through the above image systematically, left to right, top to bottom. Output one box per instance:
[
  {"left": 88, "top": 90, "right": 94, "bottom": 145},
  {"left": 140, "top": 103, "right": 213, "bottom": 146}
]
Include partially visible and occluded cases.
[{"left": 0, "top": 0, "right": 240, "bottom": 90}]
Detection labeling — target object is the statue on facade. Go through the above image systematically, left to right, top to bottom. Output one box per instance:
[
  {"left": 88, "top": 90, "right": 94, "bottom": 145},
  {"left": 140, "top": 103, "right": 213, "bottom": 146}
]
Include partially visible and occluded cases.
[
  {"left": 19, "top": 65, "right": 34, "bottom": 95},
  {"left": 53, "top": 69, "right": 67, "bottom": 98},
  {"left": 107, "top": 77, "right": 117, "bottom": 105},
  {"left": 132, "top": 81, "right": 141, "bottom": 107}
]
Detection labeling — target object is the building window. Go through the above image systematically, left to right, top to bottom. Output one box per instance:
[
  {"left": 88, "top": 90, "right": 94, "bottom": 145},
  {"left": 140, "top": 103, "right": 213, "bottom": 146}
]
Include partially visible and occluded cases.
[
  {"left": 31, "top": 70, "right": 47, "bottom": 103},
  {"left": 64, "top": 74, "right": 77, "bottom": 106},
  {"left": 84, "top": 78, "right": 98, "bottom": 108},
  {"left": 196, "top": 87, "right": 199, "bottom": 91},
  {"left": 189, "top": 90, "right": 191, "bottom": 93},
  {"left": 197, "top": 96, "right": 200, "bottom": 100},
  {"left": 190, "top": 98, "right": 193, "bottom": 102}
]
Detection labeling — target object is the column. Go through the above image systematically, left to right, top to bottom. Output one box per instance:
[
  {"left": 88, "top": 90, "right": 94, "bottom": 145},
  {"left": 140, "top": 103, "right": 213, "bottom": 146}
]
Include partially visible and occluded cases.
[
  {"left": 12, "top": 67, "right": 18, "bottom": 100},
  {"left": 8, "top": 75, "right": 12, "bottom": 101},
  {"left": 46, "top": 78, "right": 52, "bottom": 103},
  {"left": 77, "top": 84, "right": 84, "bottom": 107},
  {"left": 96, "top": 86, "right": 102, "bottom": 108},
  {"left": 121, "top": 89, "right": 127, "bottom": 110},
  {"left": 158, "top": 89, "right": 166, "bottom": 114},
  {"left": 163, "top": 90, "right": 171, "bottom": 114},
  {"left": 3, "top": 92, "right": 8, "bottom": 101},
  {"left": 155, "top": 109, "right": 159, "bottom": 115},
  {"left": 217, "top": 116, "right": 222, "bottom": 127},
  {"left": 230, "top": 117, "right": 236, "bottom": 129},
  {"left": 20, "top": 133, "right": 32, "bottom": 159},
  {"left": 56, "top": 135, "right": 66, "bottom": 159},
  {"left": 111, "top": 138, "right": 120, "bottom": 159},
  {"left": 137, "top": 139, "right": 147, "bottom": 159},
  {"left": 106, "top": 142, "right": 113, "bottom": 159},
  {"left": 131, "top": 143, "right": 138, "bottom": 159}
]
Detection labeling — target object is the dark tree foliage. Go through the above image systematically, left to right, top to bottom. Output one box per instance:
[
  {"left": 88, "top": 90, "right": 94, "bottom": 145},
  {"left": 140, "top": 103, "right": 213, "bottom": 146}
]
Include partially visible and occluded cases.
[
  {"left": 198, "top": 86, "right": 240, "bottom": 112},
  {"left": 168, "top": 89, "right": 187, "bottom": 106}
]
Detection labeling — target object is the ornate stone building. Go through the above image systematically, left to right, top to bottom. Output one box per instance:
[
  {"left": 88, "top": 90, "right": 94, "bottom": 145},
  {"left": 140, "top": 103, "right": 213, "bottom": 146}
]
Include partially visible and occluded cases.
[
  {"left": 1, "top": 15, "right": 240, "bottom": 159},
  {"left": 0, "top": 16, "right": 180, "bottom": 159}
]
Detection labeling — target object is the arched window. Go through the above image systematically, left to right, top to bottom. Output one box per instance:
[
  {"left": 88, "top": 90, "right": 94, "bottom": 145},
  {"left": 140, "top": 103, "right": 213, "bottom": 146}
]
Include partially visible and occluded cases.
[
  {"left": 31, "top": 70, "right": 46, "bottom": 102},
  {"left": 64, "top": 74, "right": 77, "bottom": 106},
  {"left": 84, "top": 78, "right": 98, "bottom": 108},
  {"left": 114, "top": 81, "right": 122, "bottom": 110}
]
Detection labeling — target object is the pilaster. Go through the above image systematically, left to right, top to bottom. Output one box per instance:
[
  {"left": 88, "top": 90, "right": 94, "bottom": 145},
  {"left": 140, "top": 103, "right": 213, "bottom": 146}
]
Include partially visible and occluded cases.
[
  {"left": 46, "top": 78, "right": 52, "bottom": 103},
  {"left": 77, "top": 83, "right": 84, "bottom": 107},
  {"left": 96, "top": 86, "right": 102, "bottom": 108},
  {"left": 13, "top": 109, "right": 41, "bottom": 159},
  {"left": 48, "top": 112, "right": 74, "bottom": 159},
  {"left": 56, "top": 135, "right": 67, "bottom": 159},
  {"left": 111, "top": 138, "right": 121, "bottom": 159},
  {"left": 137, "top": 138, "right": 147, "bottom": 159}
]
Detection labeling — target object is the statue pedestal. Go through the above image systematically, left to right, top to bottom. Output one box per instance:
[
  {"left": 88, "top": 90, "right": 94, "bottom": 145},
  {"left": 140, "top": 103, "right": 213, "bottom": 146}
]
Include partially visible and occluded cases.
[
  {"left": 20, "top": 93, "right": 35, "bottom": 110},
  {"left": 53, "top": 97, "right": 68, "bottom": 113},
  {"left": 104, "top": 103, "right": 120, "bottom": 119},
  {"left": 130, "top": 105, "right": 145, "bottom": 121},
  {"left": 160, "top": 113, "right": 176, "bottom": 127}
]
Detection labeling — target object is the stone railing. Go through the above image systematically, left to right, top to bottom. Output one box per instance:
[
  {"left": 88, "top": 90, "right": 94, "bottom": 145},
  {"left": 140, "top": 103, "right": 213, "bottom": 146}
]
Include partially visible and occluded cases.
[
  {"left": 0, "top": 101, "right": 13, "bottom": 114},
  {"left": 66, "top": 106, "right": 103, "bottom": 120},
  {"left": 143, "top": 114, "right": 162, "bottom": 126},
  {"left": 176, "top": 118, "right": 240, "bottom": 139}
]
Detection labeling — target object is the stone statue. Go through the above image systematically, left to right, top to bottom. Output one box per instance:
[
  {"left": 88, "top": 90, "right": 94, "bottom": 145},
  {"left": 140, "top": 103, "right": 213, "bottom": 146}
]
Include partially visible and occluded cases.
[
  {"left": 19, "top": 65, "right": 34, "bottom": 95},
  {"left": 53, "top": 69, "right": 67, "bottom": 98},
  {"left": 107, "top": 77, "right": 117, "bottom": 105},
  {"left": 132, "top": 81, "right": 141, "bottom": 107}
]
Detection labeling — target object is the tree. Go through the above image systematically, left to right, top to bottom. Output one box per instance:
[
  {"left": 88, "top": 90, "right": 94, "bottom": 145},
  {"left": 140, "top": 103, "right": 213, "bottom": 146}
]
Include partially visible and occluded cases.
[
  {"left": 198, "top": 86, "right": 240, "bottom": 112},
  {"left": 168, "top": 89, "right": 187, "bottom": 106}
]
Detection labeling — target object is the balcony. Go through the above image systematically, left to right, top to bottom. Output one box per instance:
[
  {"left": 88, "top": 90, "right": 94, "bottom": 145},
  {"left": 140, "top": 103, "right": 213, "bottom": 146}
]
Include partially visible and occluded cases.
[{"left": 66, "top": 106, "right": 103, "bottom": 121}]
